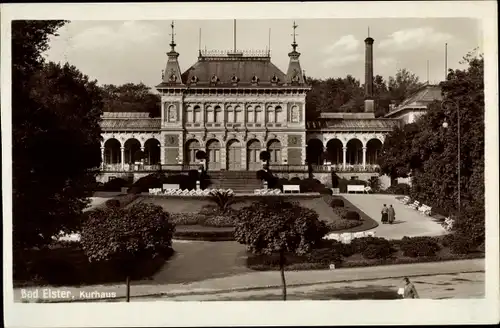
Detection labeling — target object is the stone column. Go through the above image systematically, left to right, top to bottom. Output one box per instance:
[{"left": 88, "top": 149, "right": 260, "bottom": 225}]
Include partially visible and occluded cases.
[
  {"left": 100, "top": 147, "right": 105, "bottom": 170},
  {"left": 120, "top": 147, "right": 125, "bottom": 170},
  {"left": 342, "top": 147, "right": 347, "bottom": 169},
  {"left": 362, "top": 147, "right": 367, "bottom": 169}
]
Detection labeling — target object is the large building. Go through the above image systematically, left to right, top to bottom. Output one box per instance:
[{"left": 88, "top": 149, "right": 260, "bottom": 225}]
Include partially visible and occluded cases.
[{"left": 98, "top": 21, "right": 434, "bottom": 185}]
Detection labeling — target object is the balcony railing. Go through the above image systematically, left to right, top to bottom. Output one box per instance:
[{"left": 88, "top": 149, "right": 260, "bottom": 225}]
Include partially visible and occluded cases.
[{"left": 101, "top": 163, "right": 380, "bottom": 173}]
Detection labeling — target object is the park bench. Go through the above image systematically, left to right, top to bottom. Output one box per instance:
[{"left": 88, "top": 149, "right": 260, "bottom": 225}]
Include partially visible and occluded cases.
[
  {"left": 162, "top": 184, "right": 180, "bottom": 191},
  {"left": 283, "top": 185, "right": 300, "bottom": 193},
  {"left": 347, "top": 185, "right": 365, "bottom": 193},
  {"left": 364, "top": 186, "right": 373, "bottom": 193},
  {"left": 331, "top": 188, "right": 340, "bottom": 194},
  {"left": 399, "top": 196, "right": 411, "bottom": 205},
  {"left": 408, "top": 200, "right": 420, "bottom": 210},
  {"left": 418, "top": 204, "right": 432, "bottom": 216}
]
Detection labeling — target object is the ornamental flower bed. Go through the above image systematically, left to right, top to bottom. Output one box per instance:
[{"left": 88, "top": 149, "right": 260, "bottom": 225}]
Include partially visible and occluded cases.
[
  {"left": 149, "top": 188, "right": 234, "bottom": 196},
  {"left": 253, "top": 188, "right": 282, "bottom": 195},
  {"left": 323, "top": 231, "right": 376, "bottom": 244}
]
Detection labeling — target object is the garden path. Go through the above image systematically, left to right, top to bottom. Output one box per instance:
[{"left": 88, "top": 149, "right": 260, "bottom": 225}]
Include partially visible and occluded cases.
[{"left": 341, "top": 194, "right": 447, "bottom": 239}]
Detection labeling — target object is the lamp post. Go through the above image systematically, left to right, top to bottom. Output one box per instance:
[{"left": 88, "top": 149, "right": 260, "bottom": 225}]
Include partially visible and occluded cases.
[{"left": 441, "top": 99, "right": 461, "bottom": 215}]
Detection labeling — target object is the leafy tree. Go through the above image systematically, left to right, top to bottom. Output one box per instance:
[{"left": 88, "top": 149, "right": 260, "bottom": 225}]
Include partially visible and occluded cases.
[
  {"left": 12, "top": 21, "right": 104, "bottom": 248},
  {"left": 378, "top": 50, "right": 484, "bottom": 246},
  {"left": 388, "top": 68, "right": 424, "bottom": 105},
  {"left": 305, "top": 76, "right": 365, "bottom": 120},
  {"left": 100, "top": 83, "right": 161, "bottom": 117},
  {"left": 377, "top": 123, "right": 420, "bottom": 180},
  {"left": 234, "top": 200, "right": 328, "bottom": 300},
  {"left": 81, "top": 203, "right": 175, "bottom": 302}
]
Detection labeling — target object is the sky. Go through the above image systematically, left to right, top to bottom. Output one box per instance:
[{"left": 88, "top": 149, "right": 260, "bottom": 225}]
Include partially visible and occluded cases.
[{"left": 43, "top": 18, "right": 482, "bottom": 90}]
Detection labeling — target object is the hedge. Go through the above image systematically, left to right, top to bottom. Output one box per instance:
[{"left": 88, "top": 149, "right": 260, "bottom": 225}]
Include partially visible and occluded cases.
[
  {"left": 330, "top": 198, "right": 345, "bottom": 208},
  {"left": 169, "top": 213, "right": 206, "bottom": 226},
  {"left": 326, "top": 219, "right": 362, "bottom": 232},
  {"left": 173, "top": 229, "right": 235, "bottom": 241},
  {"left": 399, "top": 236, "right": 441, "bottom": 257},
  {"left": 13, "top": 244, "right": 173, "bottom": 286}
]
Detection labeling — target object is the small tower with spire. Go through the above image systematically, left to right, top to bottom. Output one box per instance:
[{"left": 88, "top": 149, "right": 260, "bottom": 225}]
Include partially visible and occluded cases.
[
  {"left": 162, "top": 21, "right": 184, "bottom": 85},
  {"left": 285, "top": 21, "right": 305, "bottom": 85}
]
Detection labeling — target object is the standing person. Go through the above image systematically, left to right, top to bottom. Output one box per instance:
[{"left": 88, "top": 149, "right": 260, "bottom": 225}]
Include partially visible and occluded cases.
[
  {"left": 381, "top": 204, "right": 388, "bottom": 224},
  {"left": 388, "top": 204, "right": 396, "bottom": 224},
  {"left": 402, "top": 277, "right": 419, "bottom": 299}
]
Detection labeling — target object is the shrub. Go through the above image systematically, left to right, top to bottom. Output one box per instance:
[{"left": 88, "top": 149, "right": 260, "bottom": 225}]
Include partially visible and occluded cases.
[
  {"left": 195, "top": 150, "right": 206, "bottom": 160},
  {"left": 259, "top": 151, "right": 270, "bottom": 162},
  {"left": 129, "top": 173, "right": 167, "bottom": 194},
  {"left": 101, "top": 178, "right": 129, "bottom": 192},
  {"left": 385, "top": 183, "right": 411, "bottom": 195},
  {"left": 209, "top": 190, "right": 235, "bottom": 213},
  {"left": 329, "top": 198, "right": 345, "bottom": 208},
  {"left": 105, "top": 199, "right": 120, "bottom": 208},
  {"left": 234, "top": 199, "right": 328, "bottom": 300},
  {"left": 81, "top": 203, "right": 174, "bottom": 301},
  {"left": 198, "top": 204, "right": 219, "bottom": 217},
  {"left": 332, "top": 206, "right": 348, "bottom": 218},
  {"left": 344, "top": 210, "right": 361, "bottom": 221},
  {"left": 169, "top": 213, "right": 205, "bottom": 226},
  {"left": 326, "top": 219, "right": 362, "bottom": 231},
  {"left": 173, "top": 229, "right": 235, "bottom": 241},
  {"left": 449, "top": 234, "right": 476, "bottom": 254},
  {"left": 351, "top": 236, "right": 391, "bottom": 254},
  {"left": 400, "top": 236, "right": 441, "bottom": 257},
  {"left": 317, "top": 239, "right": 355, "bottom": 257},
  {"left": 362, "top": 243, "right": 395, "bottom": 259},
  {"left": 307, "top": 248, "right": 343, "bottom": 265}
]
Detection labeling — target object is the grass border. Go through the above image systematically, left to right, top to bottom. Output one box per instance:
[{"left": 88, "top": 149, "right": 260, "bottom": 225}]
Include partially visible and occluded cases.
[{"left": 326, "top": 196, "right": 379, "bottom": 233}]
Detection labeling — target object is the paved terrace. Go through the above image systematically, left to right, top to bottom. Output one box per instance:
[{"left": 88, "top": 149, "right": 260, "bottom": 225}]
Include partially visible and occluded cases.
[{"left": 341, "top": 194, "right": 447, "bottom": 239}]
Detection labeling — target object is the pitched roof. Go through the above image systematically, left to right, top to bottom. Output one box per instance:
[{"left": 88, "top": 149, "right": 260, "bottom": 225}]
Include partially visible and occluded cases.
[
  {"left": 178, "top": 52, "right": 289, "bottom": 87},
  {"left": 385, "top": 84, "right": 442, "bottom": 117},
  {"left": 101, "top": 118, "right": 161, "bottom": 130},
  {"left": 307, "top": 119, "right": 400, "bottom": 131}
]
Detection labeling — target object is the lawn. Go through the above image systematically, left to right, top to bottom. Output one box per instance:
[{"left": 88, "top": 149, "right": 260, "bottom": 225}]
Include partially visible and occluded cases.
[{"left": 140, "top": 195, "right": 340, "bottom": 224}]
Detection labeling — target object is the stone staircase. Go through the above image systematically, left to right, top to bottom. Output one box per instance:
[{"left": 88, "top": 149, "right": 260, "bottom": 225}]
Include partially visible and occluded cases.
[{"left": 208, "top": 170, "right": 263, "bottom": 193}]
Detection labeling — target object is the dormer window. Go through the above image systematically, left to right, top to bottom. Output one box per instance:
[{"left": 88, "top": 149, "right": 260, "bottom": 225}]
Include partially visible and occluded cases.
[
  {"left": 169, "top": 74, "right": 177, "bottom": 82},
  {"left": 211, "top": 74, "right": 219, "bottom": 84},
  {"left": 231, "top": 74, "right": 239, "bottom": 83},
  {"left": 271, "top": 74, "right": 279, "bottom": 84},
  {"left": 190, "top": 75, "right": 199, "bottom": 84},
  {"left": 251, "top": 75, "right": 259, "bottom": 85}
]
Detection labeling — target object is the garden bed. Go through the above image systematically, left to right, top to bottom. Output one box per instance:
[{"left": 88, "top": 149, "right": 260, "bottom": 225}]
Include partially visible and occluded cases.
[
  {"left": 321, "top": 195, "right": 379, "bottom": 233},
  {"left": 174, "top": 225, "right": 235, "bottom": 241},
  {"left": 246, "top": 236, "right": 485, "bottom": 271},
  {"left": 13, "top": 243, "right": 174, "bottom": 287}
]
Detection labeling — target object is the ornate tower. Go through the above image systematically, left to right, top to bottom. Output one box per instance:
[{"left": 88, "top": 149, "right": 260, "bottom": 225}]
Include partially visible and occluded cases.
[
  {"left": 162, "top": 21, "right": 184, "bottom": 85},
  {"left": 285, "top": 21, "right": 305, "bottom": 85}
]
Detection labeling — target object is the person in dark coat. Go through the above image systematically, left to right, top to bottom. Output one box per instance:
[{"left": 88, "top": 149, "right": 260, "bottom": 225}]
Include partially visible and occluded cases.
[
  {"left": 381, "top": 204, "right": 389, "bottom": 223},
  {"left": 388, "top": 204, "right": 396, "bottom": 224},
  {"left": 402, "top": 277, "right": 419, "bottom": 299}
]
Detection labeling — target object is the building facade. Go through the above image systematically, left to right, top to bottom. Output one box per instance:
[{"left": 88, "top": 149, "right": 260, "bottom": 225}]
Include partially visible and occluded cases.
[{"left": 99, "top": 22, "right": 438, "bottom": 184}]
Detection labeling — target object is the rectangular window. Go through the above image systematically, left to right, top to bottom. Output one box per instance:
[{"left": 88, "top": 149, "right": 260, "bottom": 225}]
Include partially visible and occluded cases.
[
  {"left": 194, "top": 109, "right": 201, "bottom": 122},
  {"left": 215, "top": 109, "right": 223, "bottom": 123},
  {"left": 256, "top": 109, "right": 263, "bottom": 122},
  {"left": 186, "top": 110, "right": 194, "bottom": 123},
  {"left": 206, "top": 110, "right": 214, "bottom": 123},
  {"left": 227, "top": 110, "right": 234, "bottom": 123},
  {"left": 235, "top": 110, "right": 243, "bottom": 122},
  {"left": 247, "top": 110, "right": 254, "bottom": 123},
  {"left": 267, "top": 110, "right": 274, "bottom": 123}
]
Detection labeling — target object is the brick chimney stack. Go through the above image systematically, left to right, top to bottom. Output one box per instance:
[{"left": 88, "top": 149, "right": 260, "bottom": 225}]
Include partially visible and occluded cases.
[{"left": 364, "top": 35, "right": 375, "bottom": 113}]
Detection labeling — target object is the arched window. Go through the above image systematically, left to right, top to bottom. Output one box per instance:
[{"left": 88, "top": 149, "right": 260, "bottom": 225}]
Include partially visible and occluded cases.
[
  {"left": 194, "top": 105, "right": 201, "bottom": 122},
  {"left": 206, "top": 106, "right": 214, "bottom": 123},
  {"left": 215, "top": 106, "right": 223, "bottom": 123},
  {"left": 227, "top": 106, "right": 234, "bottom": 123},
  {"left": 235, "top": 106, "right": 243, "bottom": 122},
  {"left": 246, "top": 106, "right": 254, "bottom": 123},
  {"left": 267, "top": 106, "right": 275, "bottom": 123},
  {"left": 267, "top": 139, "right": 281, "bottom": 164}
]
